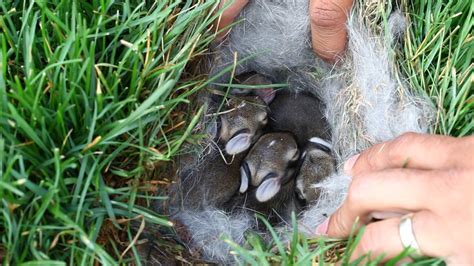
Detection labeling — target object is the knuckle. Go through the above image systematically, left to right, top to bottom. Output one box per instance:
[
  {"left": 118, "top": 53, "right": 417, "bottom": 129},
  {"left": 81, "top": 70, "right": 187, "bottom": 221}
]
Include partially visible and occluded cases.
[
  {"left": 388, "top": 132, "right": 419, "bottom": 163},
  {"left": 393, "top": 132, "right": 419, "bottom": 147},
  {"left": 394, "top": 132, "right": 419, "bottom": 145},
  {"left": 386, "top": 142, "right": 404, "bottom": 165},
  {"left": 363, "top": 147, "right": 381, "bottom": 170},
  {"left": 425, "top": 169, "right": 469, "bottom": 212},
  {"left": 439, "top": 169, "right": 463, "bottom": 191},
  {"left": 346, "top": 177, "right": 365, "bottom": 207},
  {"left": 332, "top": 209, "right": 351, "bottom": 236},
  {"left": 358, "top": 224, "right": 379, "bottom": 254}
]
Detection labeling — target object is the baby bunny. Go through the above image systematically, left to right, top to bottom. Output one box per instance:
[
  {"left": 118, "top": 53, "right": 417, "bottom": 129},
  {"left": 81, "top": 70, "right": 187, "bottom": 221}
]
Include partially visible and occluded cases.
[
  {"left": 268, "top": 90, "right": 331, "bottom": 146},
  {"left": 209, "top": 95, "right": 268, "bottom": 155},
  {"left": 240, "top": 132, "right": 300, "bottom": 202},
  {"left": 295, "top": 138, "right": 336, "bottom": 204},
  {"left": 176, "top": 150, "right": 246, "bottom": 210}
]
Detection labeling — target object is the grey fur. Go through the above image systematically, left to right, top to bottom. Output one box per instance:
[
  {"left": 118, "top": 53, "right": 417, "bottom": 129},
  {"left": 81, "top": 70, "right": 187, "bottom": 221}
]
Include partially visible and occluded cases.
[
  {"left": 297, "top": 9, "right": 435, "bottom": 235},
  {"left": 269, "top": 90, "right": 331, "bottom": 146},
  {"left": 218, "top": 96, "right": 268, "bottom": 155},
  {"left": 295, "top": 145, "right": 335, "bottom": 203},
  {"left": 172, "top": 149, "right": 244, "bottom": 211},
  {"left": 224, "top": 177, "right": 299, "bottom": 225},
  {"left": 175, "top": 207, "right": 254, "bottom": 264}
]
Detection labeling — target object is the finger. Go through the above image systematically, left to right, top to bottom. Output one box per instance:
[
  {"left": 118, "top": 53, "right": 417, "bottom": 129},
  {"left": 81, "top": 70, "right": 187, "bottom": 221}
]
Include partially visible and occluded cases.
[
  {"left": 216, "top": 0, "right": 249, "bottom": 39},
  {"left": 309, "top": 0, "right": 353, "bottom": 62},
  {"left": 346, "top": 133, "right": 473, "bottom": 176},
  {"left": 327, "top": 168, "right": 441, "bottom": 238},
  {"left": 350, "top": 211, "right": 440, "bottom": 262},
  {"left": 350, "top": 217, "right": 405, "bottom": 262}
]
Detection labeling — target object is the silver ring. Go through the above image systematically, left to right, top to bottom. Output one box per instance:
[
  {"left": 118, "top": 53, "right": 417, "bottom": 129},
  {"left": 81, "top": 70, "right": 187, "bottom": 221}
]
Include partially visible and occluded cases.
[{"left": 399, "top": 213, "right": 422, "bottom": 256}]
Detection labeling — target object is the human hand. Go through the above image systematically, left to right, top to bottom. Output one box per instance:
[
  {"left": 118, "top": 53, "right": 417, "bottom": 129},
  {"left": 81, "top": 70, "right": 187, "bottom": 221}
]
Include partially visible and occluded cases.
[
  {"left": 216, "top": 0, "right": 353, "bottom": 62},
  {"left": 316, "top": 132, "right": 474, "bottom": 264}
]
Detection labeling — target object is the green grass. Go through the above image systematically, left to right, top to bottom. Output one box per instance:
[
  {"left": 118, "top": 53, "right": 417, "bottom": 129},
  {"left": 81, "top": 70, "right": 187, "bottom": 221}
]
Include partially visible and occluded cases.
[
  {"left": 0, "top": 0, "right": 472, "bottom": 265},
  {"left": 0, "top": 0, "right": 220, "bottom": 264},
  {"left": 402, "top": 0, "right": 473, "bottom": 137},
  {"left": 226, "top": 214, "right": 445, "bottom": 265}
]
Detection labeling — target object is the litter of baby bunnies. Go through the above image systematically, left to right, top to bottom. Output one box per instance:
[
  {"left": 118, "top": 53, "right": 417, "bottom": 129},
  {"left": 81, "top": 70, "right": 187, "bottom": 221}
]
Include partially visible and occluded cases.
[{"left": 152, "top": 1, "right": 435, "bottom": 264}]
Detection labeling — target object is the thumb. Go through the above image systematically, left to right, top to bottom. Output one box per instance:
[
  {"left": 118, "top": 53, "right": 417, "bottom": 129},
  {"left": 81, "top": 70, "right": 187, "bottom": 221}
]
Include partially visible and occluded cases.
[{"left": 309, "top": 0, "right": 353, "bottom": 62}]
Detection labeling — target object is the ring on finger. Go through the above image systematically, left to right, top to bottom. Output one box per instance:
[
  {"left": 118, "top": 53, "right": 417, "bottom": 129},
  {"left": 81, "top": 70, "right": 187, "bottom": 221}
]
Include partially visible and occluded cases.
[{"left": 399, "top": 213, "right": 422, "bottom": 257}]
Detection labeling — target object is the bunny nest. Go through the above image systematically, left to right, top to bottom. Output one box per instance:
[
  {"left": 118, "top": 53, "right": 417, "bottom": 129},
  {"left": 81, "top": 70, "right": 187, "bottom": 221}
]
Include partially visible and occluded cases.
[{"left": 152, "top": 1, "right": 435, "bottom": 264}]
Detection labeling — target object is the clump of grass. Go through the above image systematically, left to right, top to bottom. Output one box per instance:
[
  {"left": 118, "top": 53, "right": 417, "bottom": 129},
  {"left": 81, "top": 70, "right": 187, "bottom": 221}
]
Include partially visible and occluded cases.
[
  {"left": 0, "top": 0, "right": 219, "bottom": 264},
  {"left": 401, "top": 0, "right": 473, "bottom": 137},
  {"left": 226, "top": 213, "right": 348, "bottom": 265},
  {"left": 226, "top": 213, "right": 446, "bottom": 265},
  {"left": 227, "top": 214, "right": 444, "bottom": 265}
]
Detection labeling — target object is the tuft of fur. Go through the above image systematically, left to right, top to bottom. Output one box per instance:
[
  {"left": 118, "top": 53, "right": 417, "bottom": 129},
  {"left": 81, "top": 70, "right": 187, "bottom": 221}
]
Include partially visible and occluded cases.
[
  {"left": 295, "top": 8, "right": 435, "bottom": 233},
  {"left": 315, "top": 10, "right": 434, "bottom": 162},
  {"left": 298, "top": 173, "right": 351, "bottom": 235},
  {"left": 174, "top": 207, "right": 254, "bottom": 263}
]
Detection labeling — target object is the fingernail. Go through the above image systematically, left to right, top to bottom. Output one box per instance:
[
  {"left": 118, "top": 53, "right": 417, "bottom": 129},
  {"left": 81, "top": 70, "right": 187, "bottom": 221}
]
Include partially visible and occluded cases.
[
  {"left": 343, "top": 154, "right": 360, "bottom": 175},
  {"left": 315, "top": 217, "right": 330, "bottom": 235}
]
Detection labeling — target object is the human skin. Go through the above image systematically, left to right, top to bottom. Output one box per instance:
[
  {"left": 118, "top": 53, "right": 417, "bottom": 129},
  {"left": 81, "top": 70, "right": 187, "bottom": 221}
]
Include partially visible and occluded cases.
[
  {"left": 215, "top": 0, "right": 249, "bottom": 40},
  {"left": 216, "top": 0, "right": 352, "bottom": 62},
  {"left": 309, "top": 0, "right": 353, "bottom": 62},
  {"left": 316, "top": 133, "right": 474, "bottom": 264}
]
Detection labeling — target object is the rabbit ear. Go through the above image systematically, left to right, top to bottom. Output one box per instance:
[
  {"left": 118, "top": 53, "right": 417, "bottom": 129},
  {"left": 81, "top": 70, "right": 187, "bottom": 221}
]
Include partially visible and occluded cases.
[
  {"left": 242, "top": 74, "right": 275, "bottom": 103},
  {"left": 231, "top": 87, "right": 252, "bottom": 95},
  {"left": 255, "top": 88, "right": 275, "bottom": 104},
  {"left": 207, "top": 119, "right": 219, "bottom": 140},
  {"left": 226, "top": 133, "right": 252, "bottom": 155},
  {"left": 239, "top": 165, "right": 249, "bottom": 193},
  {"left": 256, "top": 177, "right": 281, "bottom": 202}
]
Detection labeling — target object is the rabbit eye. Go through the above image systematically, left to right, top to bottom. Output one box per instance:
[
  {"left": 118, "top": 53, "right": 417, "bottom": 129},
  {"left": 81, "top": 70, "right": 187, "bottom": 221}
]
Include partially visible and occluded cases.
[
  {"left": 230, "top": 128, "right": 250, "bottom": 139},
  {"left": 262, "top": 172, "right": 277, "bottom": 181}
]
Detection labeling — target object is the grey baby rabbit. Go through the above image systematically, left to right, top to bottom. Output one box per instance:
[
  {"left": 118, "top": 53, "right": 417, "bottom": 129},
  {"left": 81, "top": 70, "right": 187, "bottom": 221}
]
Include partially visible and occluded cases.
[
  {"left": 268, "top": 90, "right": 331, "bottom": 146},
  {"left": 209, "top": 95, "right": 268, "bottom": 155},
  {"left": 239, "top": 132, "right": 300, "bottom": 202},
  {"left": 295, "top": 138, "right": 335, "bottom": 204},
  {"left": 175, "top": 150, "right": 246, "bottom": 210}
]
